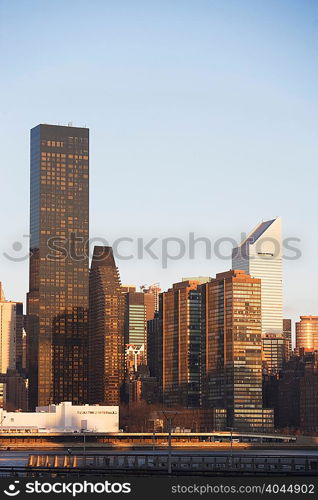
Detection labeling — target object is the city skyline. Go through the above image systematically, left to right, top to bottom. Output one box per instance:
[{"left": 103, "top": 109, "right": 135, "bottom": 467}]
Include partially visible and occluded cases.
[
  {"left": 1, "top": 0, "right": 318, "bottom": 329},
  {"left": 2, "top": 1, "right": 318, "bottom": 487},
  {"left": 0, "top": 120, "right": 315, "bottom": 338},
  {"left": 0, "top": 121, "right": 303, "bottom": 418},
  {"left": 13, "top": 122, "right": 314, "bottom": 431},
  {"left": 0, "top": 148, "right": 314, "bottom": 344}
]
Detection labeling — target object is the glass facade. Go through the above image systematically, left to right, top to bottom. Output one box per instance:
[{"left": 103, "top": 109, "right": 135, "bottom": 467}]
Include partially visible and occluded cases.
[
  {"left": 27, "top": 124, "right": 89, "bottom": 408},
  {"left": 89, "top": 246, "right": 125, "bottom": 406},
  {"left": 200, "top": 270, "right": 273, "bottom": 430},
  {"left": 159, "top": 280, "right": 202, "bottom": 408},
  {"left": 123, "top": 291, "right": 156, "bottom": 373},
  {"left": 123, "top": 291, "right": 155, "bottom": 348},
  {"left": 296, "top": 316, "right": 318, "bottom": 352},
  {"left": 283, "top": 318, "right": 292, "bottom": 358},
  {"left": 262, "top": 334, "right": 287, "bottom": 375}
]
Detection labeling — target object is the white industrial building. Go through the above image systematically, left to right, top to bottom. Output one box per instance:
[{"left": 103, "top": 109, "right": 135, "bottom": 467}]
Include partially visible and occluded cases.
[{"left": 0, "top": 402, "right": 119, "bottom": 433}]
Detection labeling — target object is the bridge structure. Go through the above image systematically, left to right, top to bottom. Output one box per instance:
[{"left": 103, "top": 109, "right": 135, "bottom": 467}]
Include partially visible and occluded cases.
[{"left": 0, "top": 431, "right": 297, "bottom": 447}]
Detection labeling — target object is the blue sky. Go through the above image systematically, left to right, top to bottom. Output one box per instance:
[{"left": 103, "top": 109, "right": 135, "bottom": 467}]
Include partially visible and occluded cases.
[{"left": 1, "top": 0, "right": 317, "bottom": 330}]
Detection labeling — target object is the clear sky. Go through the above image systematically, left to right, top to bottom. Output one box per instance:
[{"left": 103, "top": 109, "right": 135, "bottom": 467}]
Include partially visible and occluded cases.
[{"left": 1, "top": 0, "right": 317, "bottom": 331}]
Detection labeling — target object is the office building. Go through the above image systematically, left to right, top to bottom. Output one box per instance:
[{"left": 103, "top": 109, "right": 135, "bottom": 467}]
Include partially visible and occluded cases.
[
  {"left": 27, "top": 124, "right": 89, "bottom": 408},
  {"left": 232, "top": 217, "right": 283, "bottom": 336},
  {"left": 89, "top": 246, "right": 125, "bottom": 406},
  {"left": 200, "top": 270, "right": 273, "bottom": 430},
  {"left": 159, "top": 280, "right": 201, "bottom": 408},
  {"left": 0, "top": 283, "right": 19, "bottom": 374},
  {"left": 141, "top": 283, "right": 161, "bottom": 314},
  {"left": 0, "top": 284, "right": 27, "bottom": 410},
  {"left": 0, "top": 284, "right": 18, "bottom": 408},
  {"left": 122, "top": 288, "right": 157, "bottom": 381},
  {"left": 122, "top": 289, "right": 157, "bottom": 404},
  {"left": 123, "top": 290, "right": 155, "bottom": 350},
  {"left": 143, "top": 291, "right": 156, "bottom": 322},
  {"left": 14, "top": 304, "right": 24, "bottom": 375},
  {"left": 147, "top": 313, "right": 159, "bottom": 378},
  {"left": 296, "top": 316, "right": 318, "bottom": 353},
  {"left": 283, "top": 318, "right": 292, "bottom": 359},
  {"left": 262, "top": 334, "right": 287, "bottom": 375},
  {"left": 271, "top": 351, "right": 318, "bottom": 431},
  {"left": 300, "top": 352, "right": 318, "bottom": 432},
  {"left": 277, "top": 353, "right": 310, "bottom": 429},
  {"left": 0, "top": 370, "right": 28, "bottom": 411},
  {"left": 262, "top": 373, "right": 279, "bottom": 427},
  {"left": 127, "top": 374, "right": 159, "bottom": 406},
  {"left": 139, "top": 376, "right": 159, "bottom": 405}
]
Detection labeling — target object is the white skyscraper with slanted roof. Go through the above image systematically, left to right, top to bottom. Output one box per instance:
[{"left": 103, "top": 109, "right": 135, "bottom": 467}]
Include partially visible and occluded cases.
[{"left": 232, "top": 217, "right": 283, "bottom": 336}]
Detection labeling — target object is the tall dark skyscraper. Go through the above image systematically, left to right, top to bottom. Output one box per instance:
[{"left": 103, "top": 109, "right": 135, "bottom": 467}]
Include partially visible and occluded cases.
[
  {"left": 27, "top": 124, "right": 89, "bottom": 409},
  {"left": 89, "top": 246, "right": 125, "bottom": 406}
]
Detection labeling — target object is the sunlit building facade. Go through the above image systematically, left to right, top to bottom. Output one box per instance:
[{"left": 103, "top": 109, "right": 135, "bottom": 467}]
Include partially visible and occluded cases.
[
  {"left": 232, "top": 217, "right": 283, "bottom": 336},
  {"left": 89, "top": 246, "right": 125, "bottom": 406},
  {"left": 200, "top": 270, "right": 273, "bottom": 430},
  {"left": 159, "top": 280, "right": 201, "bottom": 407},
  {"left": 0, "top": 283, "right": 18, "bottom": 374},
  {"left": 141, "top": 283, "right": 161, "bottom": 314},
  {"left": 0, "top": 284, "right": 27, "bottom": 410},
  {"left": 123, "top": 291, "right": 147, "bottom": 349},
  {"left": 296, "top": 316, "right": 318, "bottom": 353},
  {"left": 283, "top": 318, "right": 292, "bottom": 359},
  {"left": 262, "top": 334, "right": 287, "bottom": 375}
]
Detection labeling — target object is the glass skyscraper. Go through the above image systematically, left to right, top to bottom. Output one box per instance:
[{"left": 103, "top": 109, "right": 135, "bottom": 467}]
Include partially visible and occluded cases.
[
  {"left": 27, "top": 124, "right": 89, "bottom": 409},
  {"left": 89, "top": 246, "right": 125, "bottom": 406},
  {"left": 200, "top": 270, "right": 273, "bottom": 430},
  {"left": 158, "top": 280, "right": 202, "bottom": 408}
]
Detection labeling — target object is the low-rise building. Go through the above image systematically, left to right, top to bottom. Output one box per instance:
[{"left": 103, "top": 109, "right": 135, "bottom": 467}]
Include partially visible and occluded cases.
[{"left": 0, "top": 402, "right": 119, "bottom": 433}]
